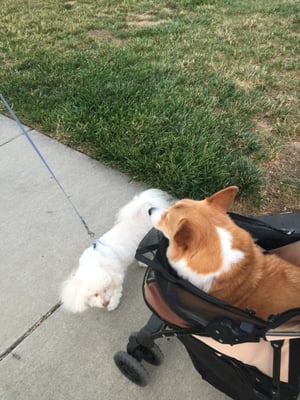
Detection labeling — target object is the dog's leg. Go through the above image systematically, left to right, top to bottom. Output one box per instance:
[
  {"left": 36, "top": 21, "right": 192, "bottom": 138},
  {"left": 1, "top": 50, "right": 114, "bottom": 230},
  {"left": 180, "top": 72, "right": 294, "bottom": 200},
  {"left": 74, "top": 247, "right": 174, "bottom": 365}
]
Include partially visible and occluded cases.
[{"left": 137, "top": 261, "right": 148, "bottom": 268}]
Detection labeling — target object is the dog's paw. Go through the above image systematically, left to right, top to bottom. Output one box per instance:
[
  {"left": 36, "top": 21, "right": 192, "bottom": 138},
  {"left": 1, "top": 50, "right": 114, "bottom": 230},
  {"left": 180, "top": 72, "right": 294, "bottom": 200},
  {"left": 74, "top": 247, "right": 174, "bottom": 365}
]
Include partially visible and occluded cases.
[
  {"left": 137, "top": 261, "right": 148, "bottom": 268},
  {"left": 107, "top": 288, "right": 122, "bottom": 311},
  {"left": 107, "top": 297, "right": 120, "bottom": 311}
]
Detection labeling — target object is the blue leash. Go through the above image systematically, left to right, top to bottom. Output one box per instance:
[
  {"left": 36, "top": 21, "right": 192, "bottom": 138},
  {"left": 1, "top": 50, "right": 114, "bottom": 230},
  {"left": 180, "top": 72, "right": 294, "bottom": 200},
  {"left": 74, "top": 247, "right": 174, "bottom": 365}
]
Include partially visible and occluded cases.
[{"left": 0, "top": 93, "right": 97, "bottom": 244}]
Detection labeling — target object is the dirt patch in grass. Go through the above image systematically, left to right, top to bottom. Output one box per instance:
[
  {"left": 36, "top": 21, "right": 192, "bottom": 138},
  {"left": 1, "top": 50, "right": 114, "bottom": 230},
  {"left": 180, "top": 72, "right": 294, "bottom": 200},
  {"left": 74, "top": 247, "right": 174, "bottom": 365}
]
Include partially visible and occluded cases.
[
  {"left": 63, "top": 0, "right": 76, "bottom": 5},
  {"left": 162, "top": 7, "right": 173, "bottom": 14},
  {"left": 127, "top": 13, "right": 169, "bottom": 27},
  {"left": 87, "top": 29, "right": 123, "bottom": 46},
  {"left": 234, "top": 78, "right": 254, "bottom": 90},
  {"left": 255, "top": 120, "right": 277, "bottom": 149},
  {"left": 234, "top": 141, "right": 300, "bottom": 214},
  {"left": 261, "top": 141, "right": 300, "bottom": 211}
]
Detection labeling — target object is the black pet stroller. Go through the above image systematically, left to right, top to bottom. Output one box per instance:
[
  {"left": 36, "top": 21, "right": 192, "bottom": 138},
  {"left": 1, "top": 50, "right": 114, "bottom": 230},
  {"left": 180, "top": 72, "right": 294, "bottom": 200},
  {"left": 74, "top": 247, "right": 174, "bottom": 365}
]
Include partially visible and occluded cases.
[{"left": 114, "top": 212, "right": 300, "bottom": 400}]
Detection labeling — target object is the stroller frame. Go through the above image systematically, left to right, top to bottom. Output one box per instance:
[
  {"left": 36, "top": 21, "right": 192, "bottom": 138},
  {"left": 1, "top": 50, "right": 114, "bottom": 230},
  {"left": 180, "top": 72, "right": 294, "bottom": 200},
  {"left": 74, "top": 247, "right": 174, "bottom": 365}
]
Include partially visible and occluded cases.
[{"left": 114, "top": 212, "right": 300, "bottom": 400}]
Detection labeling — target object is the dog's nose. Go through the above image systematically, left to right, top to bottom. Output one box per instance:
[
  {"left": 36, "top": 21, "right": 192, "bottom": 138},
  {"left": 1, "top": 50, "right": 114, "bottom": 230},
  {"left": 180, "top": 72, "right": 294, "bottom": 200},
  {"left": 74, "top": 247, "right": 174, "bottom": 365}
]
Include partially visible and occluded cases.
[
  {"left": 148, "top": 207, "right": 156, "bottom": 216},
  {"left": 103, "top": 300, "right": 109, "bottom": 308}
]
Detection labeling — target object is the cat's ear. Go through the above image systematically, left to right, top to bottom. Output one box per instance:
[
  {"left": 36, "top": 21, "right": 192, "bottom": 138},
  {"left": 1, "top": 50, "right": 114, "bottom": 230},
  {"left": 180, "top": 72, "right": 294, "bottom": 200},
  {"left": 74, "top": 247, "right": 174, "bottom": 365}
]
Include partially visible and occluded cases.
[{"left": 206, "top": 186, "right": 238, "bottom": 212}]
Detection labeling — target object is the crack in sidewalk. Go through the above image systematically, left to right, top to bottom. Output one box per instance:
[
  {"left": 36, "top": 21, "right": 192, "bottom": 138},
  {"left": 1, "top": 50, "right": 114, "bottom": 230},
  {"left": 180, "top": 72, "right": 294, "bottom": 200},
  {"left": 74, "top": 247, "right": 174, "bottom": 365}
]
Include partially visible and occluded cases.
[
  {"left": 0, "top": 127, "right": 34, "bottom": 148},
  {"left": 0, "top": 133, "right": 24, "bottom": 147},
  {"left": 0, "top": 302, "right": 61, "bottom": 362}
]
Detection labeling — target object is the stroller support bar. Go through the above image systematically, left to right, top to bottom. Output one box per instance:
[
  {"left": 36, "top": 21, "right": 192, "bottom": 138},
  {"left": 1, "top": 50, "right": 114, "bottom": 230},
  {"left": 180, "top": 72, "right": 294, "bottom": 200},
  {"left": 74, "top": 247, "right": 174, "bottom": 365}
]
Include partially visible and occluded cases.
[{"left": 271, "top": 341, "right": 284, "bottom": 400}]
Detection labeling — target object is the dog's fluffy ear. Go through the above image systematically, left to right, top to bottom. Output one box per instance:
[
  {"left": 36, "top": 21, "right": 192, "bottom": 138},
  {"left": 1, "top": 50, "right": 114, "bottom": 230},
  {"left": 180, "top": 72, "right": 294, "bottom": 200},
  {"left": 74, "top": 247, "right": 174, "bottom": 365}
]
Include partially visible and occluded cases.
[
  {"left": 206, "top": 186, "right": 238, "bottom": 212},
  {"left": 174, "top": 219, "right": 195, "bottom": 251},
  {"left": 61, "top": 276, "right": 88, "bottom": 313}
]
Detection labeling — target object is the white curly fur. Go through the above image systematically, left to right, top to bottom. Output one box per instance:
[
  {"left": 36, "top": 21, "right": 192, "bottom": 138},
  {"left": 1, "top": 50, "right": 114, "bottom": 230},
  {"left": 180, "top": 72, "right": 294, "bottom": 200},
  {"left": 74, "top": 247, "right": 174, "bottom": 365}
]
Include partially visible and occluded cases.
[{"left": 61, "top": 189, "right": 173, "bottom": 312}]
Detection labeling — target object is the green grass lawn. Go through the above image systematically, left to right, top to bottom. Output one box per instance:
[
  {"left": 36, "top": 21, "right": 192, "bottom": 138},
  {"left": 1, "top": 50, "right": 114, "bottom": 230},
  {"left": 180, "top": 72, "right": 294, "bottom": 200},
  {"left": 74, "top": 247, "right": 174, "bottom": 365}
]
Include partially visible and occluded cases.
[{"left": 1, "top": 0, "right": 299, "bottom": 211}]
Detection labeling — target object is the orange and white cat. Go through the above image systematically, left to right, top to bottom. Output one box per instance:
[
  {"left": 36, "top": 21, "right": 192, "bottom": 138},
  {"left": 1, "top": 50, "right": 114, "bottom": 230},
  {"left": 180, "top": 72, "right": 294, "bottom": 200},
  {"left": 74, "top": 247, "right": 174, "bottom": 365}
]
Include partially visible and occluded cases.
[{"left": 150, "top": 186, "right": 300, "bottom": 320}]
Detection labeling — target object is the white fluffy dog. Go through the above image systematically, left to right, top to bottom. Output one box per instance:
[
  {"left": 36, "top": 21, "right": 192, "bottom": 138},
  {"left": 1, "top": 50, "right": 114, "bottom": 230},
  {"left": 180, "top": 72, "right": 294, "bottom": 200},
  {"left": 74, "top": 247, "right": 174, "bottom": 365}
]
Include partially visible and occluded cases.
[{"left": 61, "top": 189, "right": 172, "bottom": 312}]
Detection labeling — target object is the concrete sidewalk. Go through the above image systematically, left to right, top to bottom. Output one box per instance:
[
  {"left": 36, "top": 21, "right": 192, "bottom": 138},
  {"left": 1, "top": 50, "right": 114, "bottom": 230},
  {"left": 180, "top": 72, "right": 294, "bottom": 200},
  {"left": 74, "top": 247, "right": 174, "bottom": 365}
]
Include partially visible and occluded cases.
[{"left": 0, "top": 114, "right": 229, "bottom": 400}]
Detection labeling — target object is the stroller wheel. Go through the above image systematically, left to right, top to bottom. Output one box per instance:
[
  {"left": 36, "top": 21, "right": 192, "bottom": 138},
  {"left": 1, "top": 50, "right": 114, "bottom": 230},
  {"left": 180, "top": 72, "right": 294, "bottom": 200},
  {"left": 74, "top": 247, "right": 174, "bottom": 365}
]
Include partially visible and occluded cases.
[
  {"left": 141, "top": 344, "right": 164, "bottom": 366},
  {"left": 114, "top": 351, "right": 149, "bottom": 386}
]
